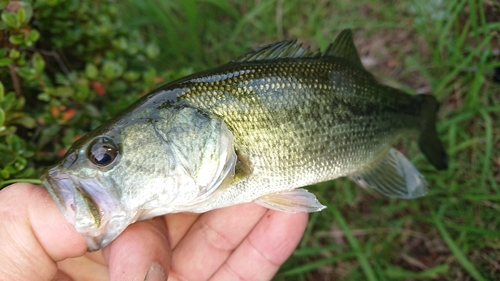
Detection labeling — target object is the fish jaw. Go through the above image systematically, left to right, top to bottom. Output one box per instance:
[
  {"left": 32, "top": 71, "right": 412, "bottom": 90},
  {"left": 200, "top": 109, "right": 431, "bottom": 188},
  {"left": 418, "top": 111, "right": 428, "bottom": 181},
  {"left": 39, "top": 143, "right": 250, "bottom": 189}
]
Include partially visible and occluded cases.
[{"left": 41, "top": 167, "right": 136, "bottom": 251}]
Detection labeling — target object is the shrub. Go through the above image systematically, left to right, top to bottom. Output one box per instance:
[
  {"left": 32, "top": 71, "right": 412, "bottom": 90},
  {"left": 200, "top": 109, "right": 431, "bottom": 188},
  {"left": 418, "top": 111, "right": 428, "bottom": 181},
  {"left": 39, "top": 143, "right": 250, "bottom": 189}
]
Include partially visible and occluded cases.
[{"left": 0, "top": 0, "right": 166, "bottom": 186}]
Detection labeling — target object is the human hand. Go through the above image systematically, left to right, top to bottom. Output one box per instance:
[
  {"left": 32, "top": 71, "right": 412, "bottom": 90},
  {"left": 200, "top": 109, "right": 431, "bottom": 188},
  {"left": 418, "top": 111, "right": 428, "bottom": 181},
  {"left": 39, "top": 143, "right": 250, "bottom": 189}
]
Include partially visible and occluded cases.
[{"left": 0, "top": 183, "right": 308, "bottom": 280}]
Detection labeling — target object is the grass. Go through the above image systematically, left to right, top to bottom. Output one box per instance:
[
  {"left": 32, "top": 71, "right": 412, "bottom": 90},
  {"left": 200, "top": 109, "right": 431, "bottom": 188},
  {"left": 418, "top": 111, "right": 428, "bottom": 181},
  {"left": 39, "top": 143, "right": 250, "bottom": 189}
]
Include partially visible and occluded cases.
[{"left": 117, "top": 0, "right": 500, "bottom": 279}]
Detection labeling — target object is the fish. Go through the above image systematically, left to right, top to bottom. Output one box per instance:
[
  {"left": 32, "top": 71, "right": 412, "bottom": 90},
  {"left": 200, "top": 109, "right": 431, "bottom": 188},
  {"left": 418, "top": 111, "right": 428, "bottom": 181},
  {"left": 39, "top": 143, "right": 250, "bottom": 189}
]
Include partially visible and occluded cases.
[{"left": 41, "top": 29, "right": 448, "bottom": 251}]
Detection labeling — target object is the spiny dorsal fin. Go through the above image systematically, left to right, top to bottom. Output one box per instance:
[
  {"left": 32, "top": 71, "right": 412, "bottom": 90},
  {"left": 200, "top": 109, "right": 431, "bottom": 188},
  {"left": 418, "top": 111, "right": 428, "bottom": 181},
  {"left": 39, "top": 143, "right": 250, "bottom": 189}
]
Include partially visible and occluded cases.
[
  {"left": 231, "top": 29, "right": 363, "bottom": 67},
  {"left": 322, "top": 29, "right": 364, "bottom": 68},
  {"left": 232, "top": 40, "right": 321, "bottom": 62}
]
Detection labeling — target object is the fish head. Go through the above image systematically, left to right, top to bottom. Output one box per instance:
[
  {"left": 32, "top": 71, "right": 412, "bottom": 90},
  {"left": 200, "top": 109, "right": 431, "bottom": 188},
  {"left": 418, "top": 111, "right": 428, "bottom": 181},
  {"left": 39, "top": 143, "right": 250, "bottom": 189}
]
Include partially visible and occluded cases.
[{"left": 41, "top": 106, "right": 237, "bottom": 250}]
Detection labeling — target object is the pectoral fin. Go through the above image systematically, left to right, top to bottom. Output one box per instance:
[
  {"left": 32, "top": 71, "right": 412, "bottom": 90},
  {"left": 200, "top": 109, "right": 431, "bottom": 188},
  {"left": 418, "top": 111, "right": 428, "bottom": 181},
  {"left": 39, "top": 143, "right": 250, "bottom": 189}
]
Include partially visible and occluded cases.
[
  {"left": 349, "top": 148, "right": 428, "bottom": 199},
  {"left": 254, "top": 188, "right": 326, "bottom": 213}
]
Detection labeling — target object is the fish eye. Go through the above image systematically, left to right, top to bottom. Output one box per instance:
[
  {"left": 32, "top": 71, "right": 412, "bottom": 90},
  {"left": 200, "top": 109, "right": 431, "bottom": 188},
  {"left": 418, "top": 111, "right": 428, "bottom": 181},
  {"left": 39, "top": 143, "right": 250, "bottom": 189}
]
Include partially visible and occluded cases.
[{"left": 87, "top": 137, "right": 119, "bottom": 167}]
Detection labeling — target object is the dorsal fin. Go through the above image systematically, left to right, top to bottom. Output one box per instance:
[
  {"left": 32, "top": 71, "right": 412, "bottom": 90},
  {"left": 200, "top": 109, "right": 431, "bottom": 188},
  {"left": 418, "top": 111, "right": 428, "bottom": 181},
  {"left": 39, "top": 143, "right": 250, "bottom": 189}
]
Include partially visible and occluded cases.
[
  {"left": 231, "top": 29, "right": 364, "bottom": 68},
  {"left": 322, "top": 29, "right": 364, "bottom": 68},
  {"left": 232, "top": 40, "right": 321, "bottom": 62}
]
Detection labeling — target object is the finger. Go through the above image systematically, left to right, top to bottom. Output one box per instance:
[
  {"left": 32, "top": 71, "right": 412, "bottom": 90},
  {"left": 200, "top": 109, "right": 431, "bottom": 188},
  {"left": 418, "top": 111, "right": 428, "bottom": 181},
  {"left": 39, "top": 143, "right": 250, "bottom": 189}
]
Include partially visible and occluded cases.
[
  {"left": 0, "top": 183, "right": 87, "bottom": 280},
  {"left": 168, "top": 203, "right": 267, "bottom": 281},
  {"left": 210, "top": 210, "right": 308, "bottom": 281},
  {"left": 163, "top": 212, "right": 199, "bottom": 248},
  {"left": 103, "top": 217, "right": 171, "bottom": 281},
  {"left": 56, "top": 248, "right": 109, "bottom": 280},
  {"left": 86, "top": 250, "right": 108, "bottom": 265},
  {"left": 57, "top": 254, "right": 108, "bottom": 281},
  {"left": 51, "top": 269, "right": 74, "bottom": 281}
]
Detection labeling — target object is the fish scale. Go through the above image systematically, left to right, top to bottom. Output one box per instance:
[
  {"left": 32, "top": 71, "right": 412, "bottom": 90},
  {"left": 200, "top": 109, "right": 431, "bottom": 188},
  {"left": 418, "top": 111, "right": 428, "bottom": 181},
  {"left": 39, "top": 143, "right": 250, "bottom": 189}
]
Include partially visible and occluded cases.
[
  {"left": 41, "top": 30, "right": 447, "bottom": 250},
  {"left": 157, "top": 60, "right": 418, "bottom": 210}
]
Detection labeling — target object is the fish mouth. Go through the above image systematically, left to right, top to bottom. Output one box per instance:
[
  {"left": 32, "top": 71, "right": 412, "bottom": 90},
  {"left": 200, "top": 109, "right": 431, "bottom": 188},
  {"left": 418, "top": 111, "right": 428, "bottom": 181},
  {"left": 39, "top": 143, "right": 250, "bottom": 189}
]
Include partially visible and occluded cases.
[
  {"left": 41, "top": 167, "right": 128, "bottom": 251},
  {"left": 41, "top": 168, "right": 81, "bottom": 228}
]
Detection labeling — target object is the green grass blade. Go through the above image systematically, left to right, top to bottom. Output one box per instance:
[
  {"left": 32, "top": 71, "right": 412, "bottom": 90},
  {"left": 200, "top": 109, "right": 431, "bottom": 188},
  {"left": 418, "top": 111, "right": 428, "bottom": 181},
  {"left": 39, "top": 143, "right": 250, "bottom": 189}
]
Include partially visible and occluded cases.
[
  {"left": 199, "top": 0, "right": 239, "bottom": 19},
  {"left": 230, "top": 0, "right": 275, "bottom": 41},
  {"left": 437, "top": 0, "right": 468, "bottom": 53},
  {"left": 434, "top": 35, "right": 492, "bottom": 93},
  {"left": 478, "top": 109, "right": 493, "bottom": 187},
  {"left": 330, "top": 205, "right": 378, "bottom": 281},
  {"left": 299, "top": 209, "right": 320, "bottom": 248},
  {"left": 432, "top": 212, "right": 487, "bottom": 281},
  {"left": 293, "top": 244, "right": 345, "bottom": 256},
  {"left": 279, "top": 252, "right": 356, "bottom": 276},
  {"left": 385, "top": 264, "right": 449, "bottom": 279}
]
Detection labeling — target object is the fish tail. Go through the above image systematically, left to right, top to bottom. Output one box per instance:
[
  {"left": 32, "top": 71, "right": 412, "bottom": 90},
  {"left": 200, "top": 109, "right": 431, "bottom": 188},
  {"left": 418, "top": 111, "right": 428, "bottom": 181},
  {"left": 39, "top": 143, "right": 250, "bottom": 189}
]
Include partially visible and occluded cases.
[{"left": 414, "top": 94, "right": 448, "bottom": 170}]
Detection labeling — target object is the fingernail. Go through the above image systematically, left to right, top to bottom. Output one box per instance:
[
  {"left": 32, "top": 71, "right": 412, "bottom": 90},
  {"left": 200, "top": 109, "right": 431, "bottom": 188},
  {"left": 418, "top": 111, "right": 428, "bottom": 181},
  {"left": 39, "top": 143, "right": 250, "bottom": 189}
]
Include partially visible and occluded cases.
[{"left": 145, "top": 263, "right": 166, "bottom": 281}]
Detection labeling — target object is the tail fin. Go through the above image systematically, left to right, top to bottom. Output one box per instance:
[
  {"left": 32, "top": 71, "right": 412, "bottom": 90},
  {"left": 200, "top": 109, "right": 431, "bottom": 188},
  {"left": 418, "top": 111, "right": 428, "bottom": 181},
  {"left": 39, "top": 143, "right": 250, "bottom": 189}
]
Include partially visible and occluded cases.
[{"left": 414, "top": 95, "right": 448, "bottom": 170}]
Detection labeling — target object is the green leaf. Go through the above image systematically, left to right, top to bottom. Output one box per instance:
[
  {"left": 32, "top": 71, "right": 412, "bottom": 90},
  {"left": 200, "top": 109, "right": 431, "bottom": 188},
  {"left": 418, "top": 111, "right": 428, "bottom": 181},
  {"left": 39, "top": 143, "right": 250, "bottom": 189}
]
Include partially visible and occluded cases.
[
  {"left": 16, "top": 7, "right": 26, "bottom": 25},
  {"left": 1, "top": 12, "right": 20, "bottom": 29},
  {"left": 27, "top": 30, "right": 40, "bottom": 43},
  {"left": 9, "top": 34, "right": 24, "bottom": 45},
  {"left": 112, "top": 37, "right": 128, "bottom": 50},
  {"left": 145, "top": 43, "right": 160, "bottom": 59},
  {"left": 0, "top": 48, "right": 7, "bottom": 57},
  {"left": 8, "top": 48, "right": 20, "bottom": 59},
  {"left": 32, "top": 52, "right": 45, "bottom": 74},
  {"left": 0, "top": 57, "right": 12, "bottom": 66},
  {"left": 16, "top": 57, "right": 26, "bottom": 66},
  {"left": 101, "top": 61, "right": 123, "bottom": 80},
  {"left": 85, "top": 63, "right": 99, "bottom": 79},
  {"left": 17, "top": 66, "right": 37, "bottom": 80},
  {"left": 143, "top": 68, "right": 157, "bottom": 89},
  {"left": 123, "top": 71, "right": 140, "bottom": 82},
  {"left": 74, "top": 78, "right": 90, "bottom": 101},
  {"left": 0, "top": 81, "right": 4, "bottom": 102},
  {"left": 53, "top": 86, "right": 74, "bottom": 97},
  {"left": 1, "top": 92, "right": 15, "bottom": 111},
  {"left": 37, "top": 93, "right": 50, "bottom": 101},
  {"left": 14, "top": 96, "right": 25, "bottom": 110},
  {"left": 84, "top": 104, "right": 100, "bottom": 118},
  {"left": 0, "top": 108, "right": 4, "bottom": 126},
  {"left": 13, "top": 115, "right": 35, "bottom": 129},
  {"left": 37, "top": 123, "right": 60, "bottom": 148},
  {"left": 0, "top": 125, "right": 15, "bottom": 137},
  {"left": 7, "top": 134, "right": 25, "bottom": 152},
  {"left": 21, "top": 149, "right": 34, "bottom": 158},
  {"left": 13, "top": 156, "right": 27, "bottom": 172},
  {"left": 4, "top": 165, "right": 17, "bottom": 175},
  {"left": 15, "top": 166, "right": 35, "bottom": 178},
  {"left": 0, "top": 169, "right": 10, "bottom": 179}
]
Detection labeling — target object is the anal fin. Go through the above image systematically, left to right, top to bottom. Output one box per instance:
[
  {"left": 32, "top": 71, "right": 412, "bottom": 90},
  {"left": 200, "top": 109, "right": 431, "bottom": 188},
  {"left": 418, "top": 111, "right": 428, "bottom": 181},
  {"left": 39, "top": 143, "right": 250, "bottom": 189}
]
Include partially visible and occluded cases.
[
  {"left": 349, "top": 148, "right": 428, "bottom": 199},
  {"left": 254, "top": 188, "right": 326, "bottom": 213}
]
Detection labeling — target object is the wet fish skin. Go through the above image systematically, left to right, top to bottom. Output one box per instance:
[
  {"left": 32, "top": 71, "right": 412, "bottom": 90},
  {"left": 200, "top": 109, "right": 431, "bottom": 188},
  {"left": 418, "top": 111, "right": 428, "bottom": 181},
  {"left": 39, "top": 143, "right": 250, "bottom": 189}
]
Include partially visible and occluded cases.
[{"left": 41, "top": 30, "right": 447, "bottom": 250}]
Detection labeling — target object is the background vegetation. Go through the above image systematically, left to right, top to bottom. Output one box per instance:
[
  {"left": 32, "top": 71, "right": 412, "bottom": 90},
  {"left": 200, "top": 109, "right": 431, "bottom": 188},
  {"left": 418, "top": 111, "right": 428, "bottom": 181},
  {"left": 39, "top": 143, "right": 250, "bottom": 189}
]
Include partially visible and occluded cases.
[{"left": 1, "top": 0, "right": 499, "bottom": 280}]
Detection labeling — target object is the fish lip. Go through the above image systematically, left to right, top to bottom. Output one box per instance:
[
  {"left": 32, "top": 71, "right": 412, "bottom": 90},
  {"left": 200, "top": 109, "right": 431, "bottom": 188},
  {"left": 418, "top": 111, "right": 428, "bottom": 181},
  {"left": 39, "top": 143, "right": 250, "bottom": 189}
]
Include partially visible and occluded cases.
[
  {"left": 41, "top": 166, "right": 136, "bottom": 251},
  {"left": 41, "top": 167, "right": 77, "bottom": 226},
  {"left": 41, "top": 167, "right": 106, "bottom": 250}
]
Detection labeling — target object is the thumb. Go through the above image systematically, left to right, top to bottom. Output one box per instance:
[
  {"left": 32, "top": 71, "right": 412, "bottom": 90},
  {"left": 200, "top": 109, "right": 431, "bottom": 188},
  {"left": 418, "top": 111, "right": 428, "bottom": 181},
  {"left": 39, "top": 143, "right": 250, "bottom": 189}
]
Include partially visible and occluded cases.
[
  {"left": 0, "top": 183, "right": 87, "bottom": 280},
  {"left": 103, "top": 217, "right": 171, "bottom": 281}
]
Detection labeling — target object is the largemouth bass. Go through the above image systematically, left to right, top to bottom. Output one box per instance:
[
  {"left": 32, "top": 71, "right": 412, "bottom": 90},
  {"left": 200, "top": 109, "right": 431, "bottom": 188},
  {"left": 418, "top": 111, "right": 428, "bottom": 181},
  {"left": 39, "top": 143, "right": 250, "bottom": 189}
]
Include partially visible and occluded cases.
[{"left": 41, "top": 30, "right": 447, "bottom": 250}]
